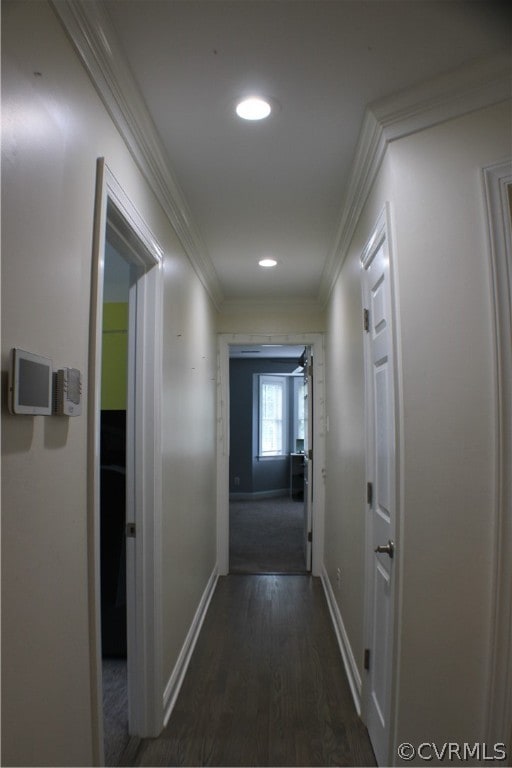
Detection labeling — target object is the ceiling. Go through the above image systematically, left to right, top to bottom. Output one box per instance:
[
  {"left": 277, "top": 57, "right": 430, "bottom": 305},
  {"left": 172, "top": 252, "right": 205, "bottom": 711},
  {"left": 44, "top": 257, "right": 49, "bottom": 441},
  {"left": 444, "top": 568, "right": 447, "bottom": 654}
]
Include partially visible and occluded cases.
[{"left": 100, "top": 0, "right": 510, "bottom": 306}]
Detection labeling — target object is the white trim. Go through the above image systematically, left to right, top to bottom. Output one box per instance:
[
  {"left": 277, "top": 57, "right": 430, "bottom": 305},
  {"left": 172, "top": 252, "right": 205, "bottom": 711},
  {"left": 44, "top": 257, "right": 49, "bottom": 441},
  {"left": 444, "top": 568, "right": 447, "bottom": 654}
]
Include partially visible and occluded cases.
[
  {"left": 50, "top": 0, "right": 223, "bottom": 309},
  {"left": 319, "top": 52, "right": 511, "bottom": 305},
  {"left": 371, "top": 52, "right": 510, "bottom": 143},
  {"left": 89, "top": 155, "right": 108, "bottom": 768},
  {"left": 90, "top": 160, "right": 163, "bottom": 757},
  {"left": 483, "top": 160, "right": 512, "bottom": 749},
  {"left": 217, "top": 332, "right": 326, "bottom": 577},
  {"left": 320, "top": 566, "right": 362, "bottom": 715},
  {"left": 163, "top": 567, "right": 219, "bottom": 727}
]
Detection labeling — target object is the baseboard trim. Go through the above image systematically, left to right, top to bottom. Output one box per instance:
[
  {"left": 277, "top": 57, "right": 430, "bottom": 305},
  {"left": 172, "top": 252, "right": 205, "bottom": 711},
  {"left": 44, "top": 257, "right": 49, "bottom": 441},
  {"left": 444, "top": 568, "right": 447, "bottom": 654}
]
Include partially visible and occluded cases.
[
  {"left": 229, "top": 489, "right": 289, "bottom": 501},
  {"left": 163, "top": 565, "right": 219, "bottom": 726},
  {"left": 321, "top": 565, "right": 362, "bottom": 715}
]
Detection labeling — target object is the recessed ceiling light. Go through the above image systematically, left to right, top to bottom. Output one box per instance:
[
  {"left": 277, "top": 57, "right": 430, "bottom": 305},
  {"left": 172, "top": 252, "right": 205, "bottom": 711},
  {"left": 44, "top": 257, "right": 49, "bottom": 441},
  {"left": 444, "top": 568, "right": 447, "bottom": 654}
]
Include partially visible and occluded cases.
[
  {"left": 236, "top": 97, "right": 272, "bottom": 121},
  {"left": 259, "top": 258, "right": 277, "bottom": 268}
]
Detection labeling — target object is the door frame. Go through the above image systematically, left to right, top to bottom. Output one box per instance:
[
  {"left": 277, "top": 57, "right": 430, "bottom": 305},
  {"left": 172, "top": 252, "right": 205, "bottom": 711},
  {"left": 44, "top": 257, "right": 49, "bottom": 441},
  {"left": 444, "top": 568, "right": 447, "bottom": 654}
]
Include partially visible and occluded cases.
[
  {"left": 89, "top": 159, "right": 163, "bottom": 762},
  {"left": 483, "top": 160, "right": 512, "bottom": 749},
  {"left": 360, "top": 204, "right": 402, "bottom": 765},
  {"left": 216, "top": 332, "right": 325, "bottom": 577},
  {"left": 303, "top": 347, "right": 314, "bottom": 571}
]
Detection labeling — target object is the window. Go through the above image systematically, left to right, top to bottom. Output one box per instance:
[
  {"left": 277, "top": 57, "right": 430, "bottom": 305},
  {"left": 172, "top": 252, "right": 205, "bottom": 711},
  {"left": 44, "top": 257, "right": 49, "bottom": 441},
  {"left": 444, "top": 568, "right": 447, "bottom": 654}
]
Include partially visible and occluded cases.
[
  {"left": 258, "top": 375, "right": 287, "bottom": 456},
  {"left": 294, "top": 377, "right": 305, "bottom": 450}
]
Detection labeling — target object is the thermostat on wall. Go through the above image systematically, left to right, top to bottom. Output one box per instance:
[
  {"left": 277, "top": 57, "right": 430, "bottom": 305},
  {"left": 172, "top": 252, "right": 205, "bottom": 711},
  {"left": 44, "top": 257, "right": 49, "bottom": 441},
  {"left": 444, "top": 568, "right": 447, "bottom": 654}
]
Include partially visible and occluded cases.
[
  {"left": 9, "top": 348, "right": 53, "bottom": 415},
  {"left": 53, "top": 367, "right": 82, "bottom": 416}
]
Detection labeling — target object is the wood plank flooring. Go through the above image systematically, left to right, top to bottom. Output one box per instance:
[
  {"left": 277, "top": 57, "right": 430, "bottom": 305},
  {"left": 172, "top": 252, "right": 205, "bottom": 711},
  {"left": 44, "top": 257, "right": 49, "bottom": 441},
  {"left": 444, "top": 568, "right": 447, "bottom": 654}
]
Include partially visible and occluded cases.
[{"left": 124, "top": 575, "right": 376, "bottom": 767}]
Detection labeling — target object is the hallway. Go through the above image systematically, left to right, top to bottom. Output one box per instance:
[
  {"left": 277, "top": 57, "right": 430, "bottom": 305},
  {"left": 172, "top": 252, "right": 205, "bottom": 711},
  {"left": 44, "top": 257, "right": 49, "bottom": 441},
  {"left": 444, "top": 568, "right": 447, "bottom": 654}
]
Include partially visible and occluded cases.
[
  {"left": 3, "top": 3, "right": 511, "bottom": 764},
  {"left": 122, "top": 575, "right": 376, "bottom": 767}
]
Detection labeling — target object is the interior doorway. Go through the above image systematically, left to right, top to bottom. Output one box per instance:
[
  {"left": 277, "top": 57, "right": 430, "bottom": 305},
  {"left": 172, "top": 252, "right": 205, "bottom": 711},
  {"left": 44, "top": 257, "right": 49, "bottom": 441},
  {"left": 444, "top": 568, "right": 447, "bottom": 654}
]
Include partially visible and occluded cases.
[
  {"left": 90, "top": 160, "right": 163, "bottom": 765},
  {"left": 100, "top": 229, "right": 139, "bottom": 765},
  {"left": 217, "top": 333, "right": 325, "bottom": 578},
  {"left": 228, "top": 344, "right": 308, "bottom": 574}
]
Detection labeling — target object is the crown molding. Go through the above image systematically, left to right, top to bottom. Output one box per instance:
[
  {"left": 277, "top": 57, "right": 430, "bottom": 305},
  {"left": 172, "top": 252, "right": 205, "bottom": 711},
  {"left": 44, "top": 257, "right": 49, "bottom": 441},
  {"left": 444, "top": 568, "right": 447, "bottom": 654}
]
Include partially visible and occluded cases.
[
  {"left": 49, "top": 0, "right": 510, "bottom": 312},
  {"left": 50, "top": 0, "right": 224, "bottom": 309},
  {"left": 319, "top": 51, "right": 512, "bottom": 306}
]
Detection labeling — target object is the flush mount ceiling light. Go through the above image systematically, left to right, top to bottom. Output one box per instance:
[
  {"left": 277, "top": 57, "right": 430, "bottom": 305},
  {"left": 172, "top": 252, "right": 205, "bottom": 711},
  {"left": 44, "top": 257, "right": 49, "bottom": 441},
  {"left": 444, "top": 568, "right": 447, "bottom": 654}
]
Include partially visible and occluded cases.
[
  {"left": 236, "top": 97, "right": 272, "bottom": 121},
  {"left": 258, "top": 258, "right": 277, "bottom": 268}
]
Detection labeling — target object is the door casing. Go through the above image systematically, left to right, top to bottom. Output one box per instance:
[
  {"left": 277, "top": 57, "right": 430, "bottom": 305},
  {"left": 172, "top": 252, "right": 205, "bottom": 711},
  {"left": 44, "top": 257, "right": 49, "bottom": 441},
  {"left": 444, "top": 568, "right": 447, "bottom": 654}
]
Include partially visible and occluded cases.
[
  {"left": 90, "top": 159, "right": 164, "bottom": 763},
  {"left": 483, "top": 160, "right": 512, "bottom": 750},
  {"left": 216, "top": 333, "right": 325, "bottom": 577}
]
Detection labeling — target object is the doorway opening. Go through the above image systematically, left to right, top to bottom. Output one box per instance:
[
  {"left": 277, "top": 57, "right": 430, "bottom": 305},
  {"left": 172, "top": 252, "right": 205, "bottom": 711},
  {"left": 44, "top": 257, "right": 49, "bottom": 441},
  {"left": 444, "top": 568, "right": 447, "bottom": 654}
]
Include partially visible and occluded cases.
[
  {"left": 90, "top": 160, "right": 163, "bottom": 765},
  {"left": 100, "top": 225, "right": 140, "bottom": 765},
  {"left": 217, "top": 333, "right": 325, "bottom": 578},
  {"left": 228, "top": 344, "right": 310, "bottom": 574}
]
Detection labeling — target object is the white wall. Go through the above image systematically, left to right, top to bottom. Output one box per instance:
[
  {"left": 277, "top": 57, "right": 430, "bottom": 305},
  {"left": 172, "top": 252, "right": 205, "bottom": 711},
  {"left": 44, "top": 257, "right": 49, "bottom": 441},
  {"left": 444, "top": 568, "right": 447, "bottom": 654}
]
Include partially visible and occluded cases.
[
  {"left": 1, "top": 2, "right": 217, "bottom": 764},
  {"left": 324, "top": 99, "right": 511, "bottom": 757},
  {"left": 390, "top": 100, "right": 510, "bottom": 752},
  {"left": 161, "top": 263, "right": 218, "bottom": 675},
  {"left": 217, "top": 303, "right": 325, "bottom": 334}
]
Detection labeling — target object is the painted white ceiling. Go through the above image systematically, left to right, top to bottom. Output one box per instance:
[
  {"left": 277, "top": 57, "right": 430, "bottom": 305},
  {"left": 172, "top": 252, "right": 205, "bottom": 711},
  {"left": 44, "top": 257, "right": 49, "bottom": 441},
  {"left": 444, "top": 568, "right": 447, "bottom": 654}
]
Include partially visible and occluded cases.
[{"left": 101, "top": 0, "right": 510, "bottom": 305}]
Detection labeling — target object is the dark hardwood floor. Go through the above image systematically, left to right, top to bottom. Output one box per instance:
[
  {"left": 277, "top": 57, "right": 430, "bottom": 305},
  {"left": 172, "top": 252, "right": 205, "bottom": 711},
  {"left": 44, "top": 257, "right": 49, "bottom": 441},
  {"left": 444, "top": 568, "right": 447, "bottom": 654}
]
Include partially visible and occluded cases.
[{"left": 124, "top": 575, "right": 376, "bottom": 767}]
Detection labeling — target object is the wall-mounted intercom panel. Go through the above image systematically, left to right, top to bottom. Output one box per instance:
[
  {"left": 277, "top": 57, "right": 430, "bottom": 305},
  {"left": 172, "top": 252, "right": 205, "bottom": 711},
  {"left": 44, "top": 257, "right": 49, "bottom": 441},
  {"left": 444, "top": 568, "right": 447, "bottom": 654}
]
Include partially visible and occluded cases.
[
  {"left": 8, "top": 348, "right": 53, "bottom": 415},
  {"left": 9, "top": 349, "right": 82, "bottom": 417},
  {"left": 53, "top": 367, "right": 82, "bottom": 416}
]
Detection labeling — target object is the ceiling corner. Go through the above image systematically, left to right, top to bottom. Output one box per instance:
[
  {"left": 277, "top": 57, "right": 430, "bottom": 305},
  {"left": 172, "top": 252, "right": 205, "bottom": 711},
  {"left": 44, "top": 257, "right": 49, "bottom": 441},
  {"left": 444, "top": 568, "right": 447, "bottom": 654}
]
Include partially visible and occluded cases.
[{"left": 50, "top": 0, "right": 224, "bottom": 309}]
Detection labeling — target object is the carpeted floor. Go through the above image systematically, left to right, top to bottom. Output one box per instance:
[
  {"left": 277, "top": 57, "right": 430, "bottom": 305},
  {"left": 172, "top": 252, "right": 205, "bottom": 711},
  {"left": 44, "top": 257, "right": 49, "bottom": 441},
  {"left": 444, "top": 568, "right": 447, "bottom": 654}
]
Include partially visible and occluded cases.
[
  {"left": 229, "top": 496, "right": 307, "bottom": 573},
  {"left": 102, "top": 657, "right": 129, "bottom": 767}
]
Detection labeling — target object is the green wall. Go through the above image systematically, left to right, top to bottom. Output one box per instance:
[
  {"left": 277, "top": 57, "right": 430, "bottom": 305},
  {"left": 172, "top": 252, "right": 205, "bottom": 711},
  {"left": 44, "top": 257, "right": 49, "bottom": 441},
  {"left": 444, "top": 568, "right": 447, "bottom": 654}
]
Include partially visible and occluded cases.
[{"left": 101, "top": 302, "right": 128, "bottom": 410}]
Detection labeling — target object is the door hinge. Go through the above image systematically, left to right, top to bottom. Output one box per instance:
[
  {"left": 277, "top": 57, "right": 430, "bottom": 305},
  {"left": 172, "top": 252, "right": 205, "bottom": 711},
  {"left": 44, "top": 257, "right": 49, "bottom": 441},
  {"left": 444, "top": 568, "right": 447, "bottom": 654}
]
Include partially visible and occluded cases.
[
  {"left": 363, "top": 308, "right": 370, "bottom": 332},
  {"left": 308, "top": 448, "right": 313, "bottom": 461},
  {"left": 367, "top": 481, "right": 373, "bottom": 505},
  {"left": 126, "top": 522, "right": 136, "bottom": 538},
  {"left": 308, "top": 531, "right": 313, "bottom": 543},
  {"left": 364, "top": 648, "right": 371, "bottom": 671}
]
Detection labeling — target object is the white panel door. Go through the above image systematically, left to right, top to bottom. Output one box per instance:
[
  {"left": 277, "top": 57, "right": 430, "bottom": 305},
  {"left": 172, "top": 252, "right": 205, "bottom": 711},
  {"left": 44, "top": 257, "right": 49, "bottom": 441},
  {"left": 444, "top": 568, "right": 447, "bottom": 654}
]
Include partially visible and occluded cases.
[{"left": 361, "top": 209, "right": 397, "bottom": 766}]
